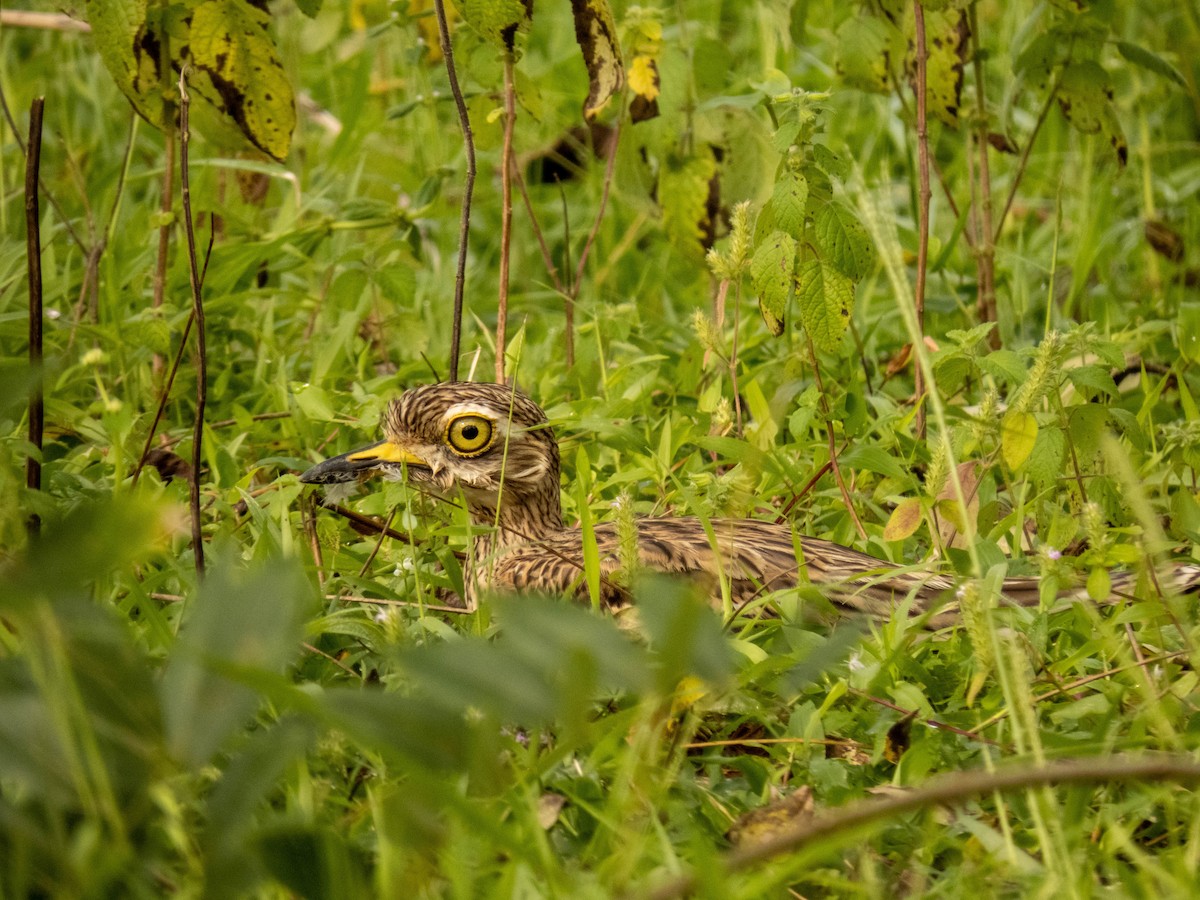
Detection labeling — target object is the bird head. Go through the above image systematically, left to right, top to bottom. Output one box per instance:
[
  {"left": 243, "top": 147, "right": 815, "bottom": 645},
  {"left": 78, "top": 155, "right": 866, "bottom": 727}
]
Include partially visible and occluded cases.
[{"left": 299, "top": 383, "right": 563, "bottom": 533}]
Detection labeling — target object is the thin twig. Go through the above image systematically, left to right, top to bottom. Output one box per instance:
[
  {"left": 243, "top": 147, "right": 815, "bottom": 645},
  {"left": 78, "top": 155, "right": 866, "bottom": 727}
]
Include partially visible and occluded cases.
[
  {"left": 432, "top": 0, "right": 476, "bottom": 382},
  {"left": 912, "top": 2, "right": 931, "bottom": 440},
  {"left": 496, "top": 56, "right": 517, "bottom": 383},
  {"left": 178, "top": 67, "right": 208, "bottom": 576},
  {"left": 994, "top": 77, "right": 1060, "bottom": 244},
  {"left": 25, "top": 97, "right": 45, "bottom": 537},
  {"left": 570, "top": 117, "right": 623, "bottom": 299},
  {"left": 151, "top": 123, "right": 176, "bottom": 376},
  {"left": 512, "top": 163, "right": 565, "bottom": 293},
  {"left": 358, "top": 507, "right": 398, "bottom": 577},
  {"left": 644, "top": 756, "right": 1200, "bottom": 900}
]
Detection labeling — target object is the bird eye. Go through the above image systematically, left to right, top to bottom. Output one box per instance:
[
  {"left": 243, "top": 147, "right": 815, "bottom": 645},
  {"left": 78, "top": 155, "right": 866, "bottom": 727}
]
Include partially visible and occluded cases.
[{"left": 446, "top": 415, "right": 494, "bottom": 456}]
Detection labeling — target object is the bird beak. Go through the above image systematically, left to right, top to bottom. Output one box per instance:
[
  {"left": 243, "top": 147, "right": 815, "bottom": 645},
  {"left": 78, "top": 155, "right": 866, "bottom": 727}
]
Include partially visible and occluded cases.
[{"left": 299, "top": 440, "right": 429, "bottom": 485}]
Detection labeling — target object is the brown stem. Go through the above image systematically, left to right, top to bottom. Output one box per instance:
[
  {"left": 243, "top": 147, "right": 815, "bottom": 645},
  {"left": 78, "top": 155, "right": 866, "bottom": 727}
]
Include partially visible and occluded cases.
[
  {"left": 433, "top": 0, "right": 476, "bottom": 382},
  {"left": 913, "top": 2, "right": 931, "bottom": 440},
  {"left": 496, "top": 56, "right": 517, "bottom": 383},
  {"left": 178, "top": 68, "right": 207, "bottom": 577},
  {"left": 25, "top": 97, "right": 45, "bottom": 537},
  {"left": 644, "top": 756, "right": 1200, "bottom": 899}
]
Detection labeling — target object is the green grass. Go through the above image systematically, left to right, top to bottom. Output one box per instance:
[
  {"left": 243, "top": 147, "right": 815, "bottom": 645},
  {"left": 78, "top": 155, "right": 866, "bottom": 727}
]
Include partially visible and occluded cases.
[{"left": 1, "top": 0, "right": 1199, "bottom": 895}]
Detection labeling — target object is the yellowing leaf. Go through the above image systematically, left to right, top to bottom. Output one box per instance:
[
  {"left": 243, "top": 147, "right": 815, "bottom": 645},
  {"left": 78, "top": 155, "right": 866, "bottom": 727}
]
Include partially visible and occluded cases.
[
  {"left": 86, "top": 0, "right": 172, "bottom": 131},
  {"left": 189, "top": 0, "right": 297, "bottom": 161},
  {"left": 451, "top": 0, "right": 531, "bottom": 52},
  {"left": 571, "top": 0, "right": 624, "bottom": 118},
  {"left": 921, "top": 9, "right": 966, "bottom": 127},
  {"left": 835, "top": 16, "right": 899, "bottom": 94},
  {"left": 628, "top": 54, "right": 660, "bottom": 122},
  {"left": 1058, "top": 60, "right": 1127, "bottom": 166},
  {"left": 658, "top": 149, "right": 717, "bottom": 257},
  {"left": 750, "top": 231, "right": 797, "bottom": 337},
  {"left": 794, "top": 256, "right": 853, "bottom": 352},
  {"left": 1000, "top": 410, "right": 1038, "bottom": 470},
  {"left": 884, "top": 498, "right": 923, "bottom": 541},
  {"left": 1086, "top": 566, "right": 1111, "bottom": 602}
]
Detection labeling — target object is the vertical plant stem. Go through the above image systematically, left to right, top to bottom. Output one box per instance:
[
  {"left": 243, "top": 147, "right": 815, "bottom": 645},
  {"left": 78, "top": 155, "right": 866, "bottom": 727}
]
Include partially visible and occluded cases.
[
  {"left": 433, "top": 0, "right": 476, "bottom": 382},
  {"left": 913, "top": 1, "right": 931, "bottom": 440},
  {"left": 968, "top": 4, "right": 1000, "bottom": 349},
  {"left": 496, "top": 56, "right": 517, "bottom": 383},
  {"left": 178, "top": 68, "right": 207, "bottom": 577},
  {"left": 25, "top": 97, "right": 45, "bottom": 538},
  {"left": 570, "top": 118, "right": 623, "bottom": 301},
  {"left": 151, "top": 123, "right": 175, "bottom": 376},
  {"left": 806, "top": 336, "right": 867, "bottom": 541}
]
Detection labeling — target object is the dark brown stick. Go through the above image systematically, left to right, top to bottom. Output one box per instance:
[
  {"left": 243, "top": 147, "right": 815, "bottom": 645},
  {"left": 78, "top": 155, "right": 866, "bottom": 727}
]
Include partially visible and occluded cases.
[
  {"left": 432, "top": 0, "right": 476, "bottom": 382},
  {"left": 912, "top": 2, "right": 931, "bottom": 440},
  {"left": 967, "top": 5, "right": 999, "bottom": 349},
  {"left": 496, "top": 56, "right": 517, "bottom": 382},
  {"left": 178, "top": 68, "right": 208, "bottom": 576},
  {"left": 25, "top": 98, "right": 45, "bottom": 537},
  {"left": 151, "top": 124, "right": 176, "bottom": 376}
]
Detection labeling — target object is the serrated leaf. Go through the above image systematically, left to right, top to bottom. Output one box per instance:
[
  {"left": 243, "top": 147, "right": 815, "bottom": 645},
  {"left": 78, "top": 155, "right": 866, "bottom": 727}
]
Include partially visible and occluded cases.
[
  {"left": 187, "top": 0, "right": 297, "bottom": 160},
  {"left": 452, "top": 0, "right": 531, "bottom": 52},
  {"left": 571, "top": 0, "right": 624, "bottom": 117},
  {"left": 919, "top": 8, "right": 966, "bottom": 127},
  {"left": 835, "top": 16, "right": 898, "bottom": 94},
  {"left": 1057, "top": 60, "right": 1126, "bottom": 166},
  {"left": 658, "top": 149, "right": 718, "bottom": 256},
  {"left": 770, "top": 171, "right": 809, "bottom": 239},
  {"left": 812, "top": 201, "right": 875, "bottom": 280},
  {"left": 750, "top": 231, "right": 796, "bottom": 336},
  {"left": 794, "top": 256, "right": 853, "bottom": 352},
  {"left": 976, "top": 348, "right": 1026, "bottom": 384},
  {"left": 1066, "top": 364, "right": 1117, "bottom": 399},
  {"left": 1068, "top": 403, "right": 1108, "bottom": 461},
  {"left": 1000, "top": 410, "right": 1038, "bottom": 470},
  {"left": 1025, "top": 425, "right": 1066, "bottom": 486},
  {"left": 884, "top": 498, "right": 923, "bottom": 541}
]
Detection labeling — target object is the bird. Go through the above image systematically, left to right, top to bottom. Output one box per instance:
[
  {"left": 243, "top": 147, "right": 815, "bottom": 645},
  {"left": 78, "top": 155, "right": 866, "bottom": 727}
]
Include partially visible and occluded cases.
[{"left": 299, "top": 382, "right": 1199, "bottom": 624}]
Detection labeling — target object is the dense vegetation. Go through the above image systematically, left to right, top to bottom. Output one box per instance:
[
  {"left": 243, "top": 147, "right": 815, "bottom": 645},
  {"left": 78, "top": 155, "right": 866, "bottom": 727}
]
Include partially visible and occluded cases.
[{"left": 1, "top": 0, "right": 1199, "bottom": 895}]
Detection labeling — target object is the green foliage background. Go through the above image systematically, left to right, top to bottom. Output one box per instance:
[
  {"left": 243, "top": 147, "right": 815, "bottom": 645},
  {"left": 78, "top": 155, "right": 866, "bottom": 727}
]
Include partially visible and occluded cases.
[{"left": 1, "top": 0, "right": 1199, "bottom": 895}]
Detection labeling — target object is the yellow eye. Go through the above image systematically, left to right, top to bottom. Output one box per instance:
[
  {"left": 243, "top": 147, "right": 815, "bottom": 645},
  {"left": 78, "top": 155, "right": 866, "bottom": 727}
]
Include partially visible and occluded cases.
[{"left": 446, "top": 415, "right": 495, "bottom": 456}]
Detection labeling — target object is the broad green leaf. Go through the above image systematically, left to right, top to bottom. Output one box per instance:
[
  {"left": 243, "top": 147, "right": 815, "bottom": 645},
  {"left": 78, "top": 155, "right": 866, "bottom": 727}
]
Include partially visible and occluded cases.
[
  {"left": 85, "top": 0, "right": 175, "bottom": 130},
  {"left": 190, "top": 0, "right": 297, "bottom": 161},
  {"left": 451, "top": 0, "right": 531, "bottom": 52},
  {"left": 571, "top": 0, "right": 624, "bottom": 117},
  {"left": 921, "top": 9, "right": 967, "bottom": 127},
  {"left": 835, "top": 16, "right": 897, "bottom": 93},
  {"left": 1057, "top": 61, "right": 1127, "bottom": 166},
  {"left": 658, "top": 149, "right": 717, "bottom": 256},
  {"left": 770, "top": 171, "right": 809, "bottom": 239},
  {"left": 812, "top": 201, "right": 875, "bottom": 280},
  {"left": 751, "top": 230, "right": 796, "bottom": 336},
  {"left": 794, "top": 256, "right": 853, "bottom": 352},
  {"left": 976, "top": 348, "right": 1026, "bottom": 385},
  {"left": 1066, "top": 364, "right": 1117, "bottom": 399},
  {"left": 1068, "top": 403, "right": 1109, "bottom": 461},
  {"left": 1000, "top": 410, "right": 1038, "bottom": 470},
  {"left": 1025, "top": 425, "right": 1066, "bottom": 487},
  {"left": 884, "top": 497, "right": 923, "bottom": 541},
  {"left": 160, "top": 558, "right": 314, "bottom": 769},
  {"left": 1086, "top": 566, "right": 1111, "bottom": 601}
]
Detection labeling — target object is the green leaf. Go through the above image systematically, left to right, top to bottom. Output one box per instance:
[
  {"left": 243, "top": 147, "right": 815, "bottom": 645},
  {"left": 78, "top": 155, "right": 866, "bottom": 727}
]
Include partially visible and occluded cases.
[
  {"left": 187, "top": 0, "right": 297, "bottom": 160},
  {"left": 451, "top": 0, "right": 531, "bottom": 52},
  {"left": 570, "top": 0, "right": 624, "bottom": 117},
  {"left": 921, "top": 9, "right": 967, "bottom": 127},
  {"left": 835, "top": 15, "right": 898, "bottom": 94},
  {"left": 1115, "top": 40, "right": 1187, "bottom": 88},
  {"left": 1057, "top": 61, "right": 1127, "bottom": 166},
  {"left": 658, "top": 149, "right": 718, "bottom": 256},
  {"left": 770, "top": 171, "right": 809, "bottom": 239},
  {"left": 812, "top": 201, "right": 875, "bottom": 280},
  {"left": 750, "top": 230, "right": 797, "bottom": 336},
  {"left": 794, "top": 256, "right": 853, "bottom": 352},
  {"left": 976, "top": 349, "right": 1027, "bottom": 385},
  {"left": 1066, "top": 364, "right": 1117, "bottom": 399},
  {"left": 1067, "top": 403, "right": 1109, "bottom": 461},
  {"left": 1000, "top": 410, "right": 1038, "bottom": 470},
  {"left": 1025, "top": 425, "right": 1066, "bottom": 487},
  {"left": 884, "top": 498, "right": 923, "bottom": 541},
  {"left": 160, "top": 558, "right": 314, "bottom": 769},
  {"left": 1086, "top": 566, "right": 1111, "bottom": 602}
]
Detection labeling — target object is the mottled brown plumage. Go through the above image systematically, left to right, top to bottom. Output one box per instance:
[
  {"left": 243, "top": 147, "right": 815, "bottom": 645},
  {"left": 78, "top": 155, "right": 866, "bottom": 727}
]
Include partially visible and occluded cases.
[{"left": 300, "top": 383, "right": 1198, "bottom": 622}]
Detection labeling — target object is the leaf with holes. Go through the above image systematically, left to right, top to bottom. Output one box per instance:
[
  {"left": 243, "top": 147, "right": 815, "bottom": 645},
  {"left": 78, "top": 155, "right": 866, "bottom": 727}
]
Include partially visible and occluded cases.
[
  {"left": 812, "top": 201, "right": 875, "bottom": 281},
  {"left": 750, "top": 231, "right": 797, "bottom": 337},
  {"left": 795, "top": 257, "right": 853, "bottom": 352}
]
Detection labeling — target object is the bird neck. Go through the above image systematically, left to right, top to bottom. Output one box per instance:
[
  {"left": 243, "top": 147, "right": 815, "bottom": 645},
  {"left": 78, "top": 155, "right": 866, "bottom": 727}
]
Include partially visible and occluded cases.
[{"left": 465, "top": 478, "right": 564, "bottom": 555}]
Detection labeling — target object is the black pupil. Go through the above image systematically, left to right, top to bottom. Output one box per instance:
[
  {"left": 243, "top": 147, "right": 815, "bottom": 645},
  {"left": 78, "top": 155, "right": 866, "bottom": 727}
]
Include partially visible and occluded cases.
[{"left": 462, "top": 424, "right": 479, "bottom": 441}]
